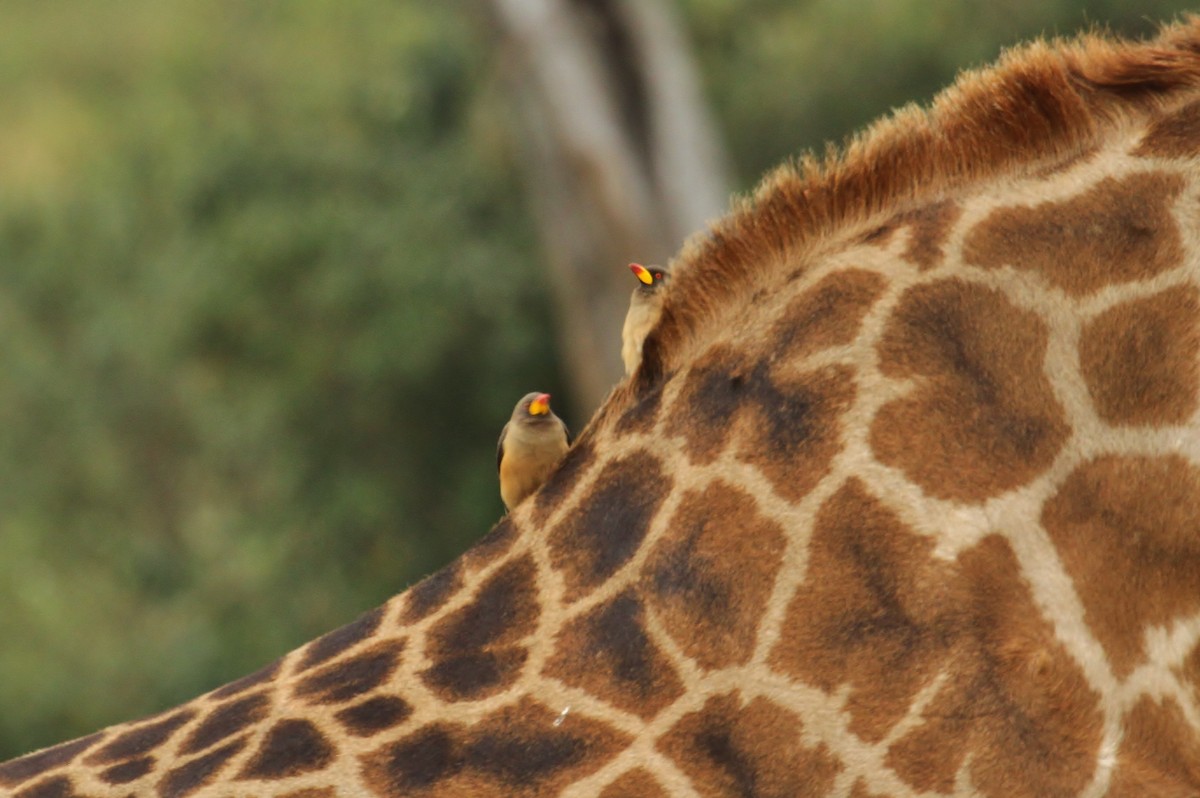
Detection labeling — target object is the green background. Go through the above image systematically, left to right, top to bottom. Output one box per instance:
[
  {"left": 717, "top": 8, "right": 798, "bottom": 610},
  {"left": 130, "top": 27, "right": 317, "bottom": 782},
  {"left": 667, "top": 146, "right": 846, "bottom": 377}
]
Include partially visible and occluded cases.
[{"left": 0, "top": 0, "right": 1190, "bottom": 759}]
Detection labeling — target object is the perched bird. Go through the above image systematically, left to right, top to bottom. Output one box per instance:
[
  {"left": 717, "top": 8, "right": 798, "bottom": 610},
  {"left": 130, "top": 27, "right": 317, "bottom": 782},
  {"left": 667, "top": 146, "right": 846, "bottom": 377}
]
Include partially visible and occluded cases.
[
  {"left": 621, "top": 262, "right": 670, "bottom": 375},
  {"left": 497, "top": 392, "right": 570, "bottom": 511}
]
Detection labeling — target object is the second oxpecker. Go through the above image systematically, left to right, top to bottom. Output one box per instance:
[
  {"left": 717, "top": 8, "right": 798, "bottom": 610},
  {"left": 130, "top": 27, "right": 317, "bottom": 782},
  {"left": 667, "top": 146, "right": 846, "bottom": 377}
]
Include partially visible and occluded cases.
[
  {"left": 622, "top": 262, "right": 670, "bottom": 375},
  {"left": 497, "top": 392, "right": 570, "bottom": 511}
]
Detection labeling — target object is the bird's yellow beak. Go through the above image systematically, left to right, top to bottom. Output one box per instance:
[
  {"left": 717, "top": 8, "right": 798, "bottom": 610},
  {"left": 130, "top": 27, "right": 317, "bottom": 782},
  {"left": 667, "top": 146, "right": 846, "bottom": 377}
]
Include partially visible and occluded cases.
[
  {"left": 629, "top": 262, "right": 654, "bottom": 286},
  {"left": 529, "top": 393, "right": 551, "bottom": 416}
]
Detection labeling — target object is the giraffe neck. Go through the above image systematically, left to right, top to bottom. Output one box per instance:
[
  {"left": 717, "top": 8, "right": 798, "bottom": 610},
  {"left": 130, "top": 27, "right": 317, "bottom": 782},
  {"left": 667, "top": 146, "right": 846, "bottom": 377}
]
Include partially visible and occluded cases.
[{"left": 5, "top": 20, "right": 1200, "bottom": 798}]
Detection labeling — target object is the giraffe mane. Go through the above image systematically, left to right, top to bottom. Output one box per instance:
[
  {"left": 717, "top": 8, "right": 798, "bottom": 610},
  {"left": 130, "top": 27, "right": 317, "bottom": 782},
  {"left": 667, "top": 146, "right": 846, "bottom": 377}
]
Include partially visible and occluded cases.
[{"left": 607, "top": 15, "right": 1200, "bottom": 423}]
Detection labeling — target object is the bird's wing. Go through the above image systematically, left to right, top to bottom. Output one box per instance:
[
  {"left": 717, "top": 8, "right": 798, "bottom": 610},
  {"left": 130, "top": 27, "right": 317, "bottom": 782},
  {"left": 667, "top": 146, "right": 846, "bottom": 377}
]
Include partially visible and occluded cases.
[
  {"left": 561, "top": 418, "right": 572, "bottom": 447},
  {"left": 496, "top": 423, "right": 508, "bottom": 473}
]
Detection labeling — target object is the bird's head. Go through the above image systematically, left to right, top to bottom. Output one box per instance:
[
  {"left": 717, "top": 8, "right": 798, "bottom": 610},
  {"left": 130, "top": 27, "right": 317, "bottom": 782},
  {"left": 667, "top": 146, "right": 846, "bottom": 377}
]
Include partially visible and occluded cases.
[
  {"left": 629, "top": 262, "right": 669, "bottom": 292},
  {"left": 513, "top": 391, "right": 556, "bottom": 423}
]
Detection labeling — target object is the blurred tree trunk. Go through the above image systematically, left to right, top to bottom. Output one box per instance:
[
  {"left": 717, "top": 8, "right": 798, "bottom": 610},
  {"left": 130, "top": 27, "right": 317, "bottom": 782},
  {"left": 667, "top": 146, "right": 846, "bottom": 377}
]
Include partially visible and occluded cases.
[{"left": 487, "top": 0, "right": 732, "bottom": 416}]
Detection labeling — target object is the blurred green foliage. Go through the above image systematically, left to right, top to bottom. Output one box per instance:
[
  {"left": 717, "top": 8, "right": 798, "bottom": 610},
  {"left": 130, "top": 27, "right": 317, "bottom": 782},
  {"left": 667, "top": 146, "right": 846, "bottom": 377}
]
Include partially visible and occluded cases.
[{"left": 0, "top": 0, "right": 1193, "bottom": 760}]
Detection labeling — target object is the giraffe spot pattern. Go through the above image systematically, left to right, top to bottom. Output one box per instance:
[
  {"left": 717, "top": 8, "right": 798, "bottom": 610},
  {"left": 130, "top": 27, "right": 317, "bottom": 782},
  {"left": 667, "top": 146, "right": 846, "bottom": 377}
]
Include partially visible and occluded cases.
[
  {"left": 1135, "top": 99, "right": 1200, "bottom": 158},
  {"left": 962, "top": 171, "right": 1186, "bottom": 296},
  {"left": 862, "top": 199, "right": 963, "bottom": 270},
  {"left": 770, "top": 268, "right": 887, "bottom": 363},
  {"left": 870, "top": 278, "right": 1069, "bottom": 501},
  {"left": 1079, "top": 286, "right": 1200, "bottom": 426},
  {"left": 664, "top": 345, "right": 743, "bottom": 465},
  {"left": 667, "top": 345, "right": 856, "bottom": 503},
  {"left": 615, "top": 380, "right": 667, "bottom": 439},
  {"left": 532, "top": 438, "right": 597, "bottom": 525},
  {"left": 548, "top": 451, "right": 670, "bottom": 602},
  {"left": 1042, "top": 454, "right": 1200, "bottom": 678},
  {"left": 769, "top": 479, "right": 963, "bottom": 743},
  {"left": 643, "top": 481, "right": 787, "bottom": 670},
  {"left": 770, "top": 482, "right": 1103, "bottom": 794},
  {"left": 463, "top": 515, "right": 518, "bottom": 568},
  {"left": 885, "top": 535, "right": 1102, "bottom": 796},
  {"left": 422, "top": 555, "right": 539, "bottom": 701},
  {"left": 402, "top": 561, "right": 463, "bottom": 623},
  {"left": 542, "top": 589, "right": 685, "bottom": 719},
  {"left": 297, "top": 605, "right": 385, "bottom": 671},
  {"left": 294, "top": 639, "right": 405, "bottom": 705},
  {"left": 1184, "top": 641, "right": 1200, "bottom": 699},
  {"left": 421, "top": 649, "right": 528, "bottom": 702},
  {"left": 207, "top": 657, "right": 282, "bottom": 700},
  {"left": 179, "top": 693, "right": 269, "bottom": 755},
  {"left": 657, "top": 693, "right": 841, "bottom": 797},
  {"left": 335, "top": 695, "right": 413, "bottom": 737},
  {"left": 1107, "top": 697, "right": 1200, "bottom": 794},
  {"left": 359, "top": 698, "right": 629, "bottom": 798},
  {"left": 84, "top": 710, "right": 195, "bottom": 766},
  {"left": 237, "top": 719, "right": 334, "bottom": 780},
  {"left": 0, "top": 733, "right": 105, "bottom": 787},
  {"left": 157, "top": 738, "right": 246, "bottom": 798},
  {"left": 98, "top": 756, "right": 153, "bottom": 785},
  {"left": 598, "top": 769, "right": 668, "bottom": 797},
  {"left": 13, "top": 775, "right": 80, "bottom": 798},
  {"left": 850, "top": 780, "right": 889, "bottom": 798}
]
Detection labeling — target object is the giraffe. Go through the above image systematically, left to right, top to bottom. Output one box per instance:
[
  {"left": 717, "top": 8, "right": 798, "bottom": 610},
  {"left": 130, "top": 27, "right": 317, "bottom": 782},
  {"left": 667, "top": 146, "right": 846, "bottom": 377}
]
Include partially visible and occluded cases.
[{"left": 4, "top": 19, "right": 1200, "bottom": 798}]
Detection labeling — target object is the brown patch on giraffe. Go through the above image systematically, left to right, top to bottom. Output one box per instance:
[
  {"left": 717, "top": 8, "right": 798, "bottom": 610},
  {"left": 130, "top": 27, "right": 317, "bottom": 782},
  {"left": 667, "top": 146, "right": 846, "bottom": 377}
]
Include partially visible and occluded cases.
[
  {"left": 1135, "top": 99, "right": 1200, "bottom": 158},
  {"left": 962, "top": 171, "right": 1185, "bottom": 296},
  {"left": 901, "top": 200, "right": 961, "bottom": 269},
  {"left": 771, "top": 269, "right": 887, "bottom": 363},
  {"left": 871, "top": 279, "right": 1068, "bottom": 502},
  {"left": 1079, "top": 286, "right": 1200, "bottom": 426},
  {"left": 664, "top": 344, "right": 743, "bottom": 465},
  {"left": 667, "top": 345, "right": 855, "bottom": 503},
  {"left": 738, "top": 364, "right": 857, "bottom": 504},
  {"left": 616, "top": 376, "right": 668, "bottom": 441},
  {"left": 532, "top": 438, "right": 597, "bottom": 525},
  {"left": 548, "top": 451, "right": 671, "bottom": 602},
  {"left": 1042, "top": 455, "right": 1200, "bottom": 678},
  {"left": 769, "top": 479, "right": 962, "bottom": 742},
  {"left": 644, "top": 481, "right": 787, "bottom": 670},
  {"left": 463, "top": 515, "right": 518, "bottom": 569},
  {"left": 885, "top": 535, "right": 1102, "bottom": 796},
  {"left": 422, "top": 555, "right": 539, "bottom": 701},
  {"left": 403, "top": 561, "right": 463, "bottom": 623},
  {"left": 542, "top": 589, "right": 685, "bottom": 719},
  {"left": 297, "top": 605, "right": 385, "bottom": 671},
  {"left": 294, "top": 638, "right": 405, "bottom": 705},
  {"left": 1183, "top": 638, "right": 1200, "bottom": 696},
  {"left": 421, "top": 649, "right": 529, "bottom": 703},
  {"left": 208, "top": 657, "right": 281, "bottom": 700},
  {"left": 179, "top": 693, "right": 269, "bottom": 755},
  {"left": 658, "top": 693, "right": 841, "bottom": 797},
  {"left": 335, "top": 695, "right": 413, "bottom": 737},
  {"left": 359, "top": 697, "right": 629, "bottom": 798},
  {"left": 1107, "top": 697, "right": 1200, "bottom": 795},
  {"left": 84, "top": 709, "right": 195, "bottom": 766},
  {"left": 237, "top": 719, "right": 334, "bottom": 781},
  {"left": 0, "top": 733, "right": 105, "bottom": 787},
  {"left": 157, "top": 737, "right": 247, "bottom": 798},
  {"left": 103, "top": 756, "right": 156, "bottom": 787},
  {"left": 100, "top": 757, "right": 153, "bottom": 785},
  {"left": 599, "top": 769, "right": 668, "bottom": 797},
  {"left": 14, "top": 776, "right": 83, "bottom": 798},
  {"left": 850, "top": 780, "right": 888, "bottom": 798}
]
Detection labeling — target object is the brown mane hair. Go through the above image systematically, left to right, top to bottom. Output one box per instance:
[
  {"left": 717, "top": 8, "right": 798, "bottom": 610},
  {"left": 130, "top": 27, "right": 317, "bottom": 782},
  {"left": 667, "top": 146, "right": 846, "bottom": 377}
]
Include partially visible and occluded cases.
[{"left": 591, "top": 16, "right": 1200, "bottom": 435}]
